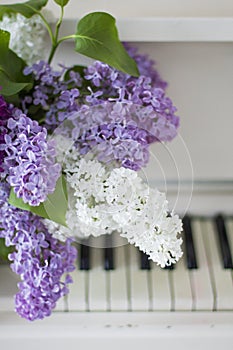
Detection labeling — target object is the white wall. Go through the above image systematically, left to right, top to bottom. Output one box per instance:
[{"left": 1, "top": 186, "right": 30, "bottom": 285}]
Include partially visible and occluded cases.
[{"left": 2, "top": 0, "right": 233, "bottom": 17}]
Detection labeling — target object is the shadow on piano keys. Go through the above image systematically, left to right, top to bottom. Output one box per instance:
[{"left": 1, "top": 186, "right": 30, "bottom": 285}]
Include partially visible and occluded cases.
[{"left": 0, "top": 215, "right": 233, "bottom": 349}]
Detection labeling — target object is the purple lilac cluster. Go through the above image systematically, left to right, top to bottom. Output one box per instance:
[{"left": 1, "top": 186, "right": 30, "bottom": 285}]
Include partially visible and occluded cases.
[
  {"left": 21, "top": 45, "right": 179, "bottom": 171},
  {"left": 72, "top": 45, "right": 179, "bottom": 169},
  {"left": 83, "top": 46, "right": 179, "bottom": 129},
  {"left": 23, "top": 61, "right": 82, "bottom": 130},
  {"left": 0, "top": 95, "right": 12, "bottom": 174},
  {"left": 60, "top": 100, "right": 177, "bottom": 170},
  {"left": 3, "top": 108, "right": 61, "bottom": 206},
  {"left": 76, "top": 120, "right": 149, "bottom": 171},
  {"left": 0, "top": 182, "right": 77, "bottom": 321}
]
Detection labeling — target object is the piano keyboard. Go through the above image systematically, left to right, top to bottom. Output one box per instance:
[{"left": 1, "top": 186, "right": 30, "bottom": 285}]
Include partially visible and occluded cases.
[
  {"left": 0, "top": 215, "right": 233, "bottom": 350},
  {"left": 0, "top": 215, "right": 233, "bottom": 314},
  {"left": 60, "top": 215, "right": 233, "bottom": 313}
]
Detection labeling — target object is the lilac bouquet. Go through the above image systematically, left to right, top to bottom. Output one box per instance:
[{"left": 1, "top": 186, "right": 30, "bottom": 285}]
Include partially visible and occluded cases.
[{"left": 0, "top": 0, "right": 183, "bottom": 321}]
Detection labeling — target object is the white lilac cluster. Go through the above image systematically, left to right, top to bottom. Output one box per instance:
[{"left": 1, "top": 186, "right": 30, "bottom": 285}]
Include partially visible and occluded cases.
[
  {"left": 0, "top": 13, "right": 47, "bottom": 64},
  {"left": 44, "top": 140, "right": 183, "bottom": 267}
]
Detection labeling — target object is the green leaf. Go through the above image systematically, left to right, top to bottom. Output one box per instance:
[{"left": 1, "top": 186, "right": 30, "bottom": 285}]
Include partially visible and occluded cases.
[
  {"left": 0, "top": 0, "right": 48, "bottom": 20},
  {"left": 53, "top": 0, "right": 70, "bottom": 7},
  {"left": 75, "top": 12, "right": 139, "bottom": 77},
  {"left": 0, "top": 28, "right": 9, "bottom": 50},
  {"left": 0, "top": 29, "right": 33, "bottom": 99},
  {"left": 0, "top": 30, "right": 25, "bottom": 80},
  {"left": 64, "top": 65, "right": 86, "bottom": 81},
  {"left": 0, "top": 70, "right": 30, "bottom": 96},
  {"left": 27, "top": 104, "right": 46, "bottom": 123},
  {"left": 9, "top": 175, "right": 68, "bottom": 227},
  {"left": 42, "top": 175, "right": 68, "bottom": 226},
  {"left": 9, "top": 190, "right": 32, "bottom": 212},
  {"left": 0, "top": 238, "right": 13, "bottom": 264}
]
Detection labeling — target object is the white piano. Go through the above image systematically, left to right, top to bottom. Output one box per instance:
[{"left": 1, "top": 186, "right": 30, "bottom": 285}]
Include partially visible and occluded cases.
[{"left": 0, "top": 0, "right": 233, "bottom": 348}]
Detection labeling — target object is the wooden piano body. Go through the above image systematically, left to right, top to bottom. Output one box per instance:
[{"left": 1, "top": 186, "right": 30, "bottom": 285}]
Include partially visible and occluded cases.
[{"left": 0, "top": 0, "right": 233, "bottom": 348}]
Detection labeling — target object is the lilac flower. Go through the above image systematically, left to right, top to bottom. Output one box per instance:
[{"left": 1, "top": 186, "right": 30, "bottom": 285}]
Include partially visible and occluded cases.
[
  {"left": 83, "top": 44, "right": 179, "bottom": 134},
  {"left": 21, "top": 45, "right": 179, "bottom": 172},
  {"left": 23, "top": 61, "right": 82, "bottom": 130},
  {"left": 24, "top": 61, "right": 61, "bottom": 82},
  {"left": 84, "top": 61, "right": 118, "bottom": 89},
  {"left": 33, "top": 87, "right": 48, "bottom": 107},
  {"left": 85, "top": 87, "right": 103, "bottom": 105},
  {"left": 57, "top": 89, "right": 80, "bottom": 110},
  {"left": 0, "top": 95, "right": 12, "bottom": 174},
  {"left": 58, "top": 101, "right": 176, "bottom": 171},
  {"left": 3, "top": 108, "right": 61, "bottom": 206},
  {"left": 76, "top": 120, "right": 149, "bottom": 170},
  {"left": 0, "top": 182, "right": 77, "bottom": 321},
  {"left": 14, "top": 235, "right": 77, "bottom": 321}
]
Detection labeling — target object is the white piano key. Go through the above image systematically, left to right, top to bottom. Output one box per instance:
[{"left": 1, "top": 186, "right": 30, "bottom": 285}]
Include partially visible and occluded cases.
[
  {"left": 189, "top": 219, "right": 214, "bottom": 310},
  {"left": 201, "top": 220, "right": 233, "bottom": 310},
  {"left": 109, "top": 234, "right": 128, "bottom": 311},
  {"left": 88, "top": 237, "right": 107, "bottom": 311},
  {"left": 128, "top": 244, "right": 151, "bottom": 311},
  {"left": 171, "top": 244, "right": 193, "bottom": 311},
  {"left": 66, "top": 255, "right": 88, "bottom": 312},
  {"left": 151, "top": 264, "right": 171, "bottom": 311},
  {"left": 0, "top": 265, "right": 19, "bottom": 312},
  {"left": 55, "top": 274, "right": 68, "bottom": 312},
  {"left": 54, "top": 298, "right": 66, "bottom": 312}
]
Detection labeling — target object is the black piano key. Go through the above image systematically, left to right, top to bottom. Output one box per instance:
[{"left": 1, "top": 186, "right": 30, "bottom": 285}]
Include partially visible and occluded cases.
[
  {"left": 214, "top": 214, "right": 233, "bottom": 269},
  {"left": 182, "top": 215, "right": 198, "bottom": 269},
  {"left": 104, "top": 236, "right": 114, "bottom": 270},
  {"left": 79, "top": 243, "right": 90, "bottom": 270},
  {"left": 104, "top": 247, "right": 114, "bottom": 270},
  {"left": 140, "top": 251, "right": 151, "bottom": 270},
  {"left": 164, "top": 264, "right": 174, "bottom": 270}
]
